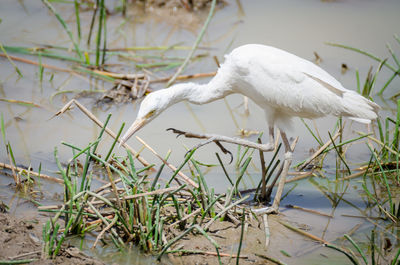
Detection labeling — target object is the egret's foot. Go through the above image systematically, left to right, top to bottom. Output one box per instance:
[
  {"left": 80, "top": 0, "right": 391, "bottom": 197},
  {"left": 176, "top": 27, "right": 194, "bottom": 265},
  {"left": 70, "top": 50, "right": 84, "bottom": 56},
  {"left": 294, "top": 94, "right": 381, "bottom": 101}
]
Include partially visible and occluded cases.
[
  {"left": 166, "top": 128, "right": 187, "bottom": 138},
  {"left": 184, "top": 137, "right": 233, "bottom": 163}
]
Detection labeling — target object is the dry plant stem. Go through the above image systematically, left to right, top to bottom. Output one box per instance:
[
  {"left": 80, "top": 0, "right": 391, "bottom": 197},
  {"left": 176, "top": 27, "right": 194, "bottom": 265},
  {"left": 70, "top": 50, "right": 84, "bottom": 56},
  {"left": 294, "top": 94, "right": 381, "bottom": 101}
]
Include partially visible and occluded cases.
[
  {"left": 0, "top": 53, "right": 71, "bottom": 73},
  {"left": 91, "top": 70, "right": 145, "bottom": 79},
  {"left": 151, "top": 72, "right": 216, "bottom": 83},
  {"left": 53, "top": 99, "right": 151, "bottom": 168},
  {"left": 167, "top": 128, "right": 275, "bottom": 152},
  {"left": 298, "top": 131, "right": 341, "bottom": 170},
  {"left": 357, "top": 131, "right": 400, "bottom": 156},
  {"left": 135, "top": 136, "right": 198, "bottom": 188},
  {"left": 271, "top": 137, "right": 299, "bottom": 211},
  {"left": 0, "top": 162, "right": 64, "bottom": 184},
  {"left": 105, "top": 165, "right": 130, "bottom": 234},
  {"left": 284, "top": 171, "right": 314, "bottom": 183},
  {"left": 122, "top": 186, "right": 181, "bottom": 200},
  {"left": 88, "top": 187, "right": 182, "bottom": 205},
  {"left": 203, "top": 195, "right": 249, "bottom": 231},
  {"left": 87, "top": 201, "right": 123, "bottom": 244},
  {"left": 215, "top": 201, "right": 240, "bottom": 225},
  {"left": 287, "top": 205, "right": 333, "bottom": 218},
  {"left": 168, "top": 208, "right": 202, "bottom": 228},
  {"left": 85, "top": 214, "right": 113, "bottom": 226},
  {"left": 92, "top": 214, "right": 118, "bottom": 249},
  {"left": 263, "top": 214, "right": 270, "bottom": 249},
  {"left": 279, "top": 220, "right": 329, "bottom": 244},
  {"left": 8, "top": 251, "right": 41, "bottom": 260},
  {"left": 255, "top": 253, "right": 288, "bottom": 265}
]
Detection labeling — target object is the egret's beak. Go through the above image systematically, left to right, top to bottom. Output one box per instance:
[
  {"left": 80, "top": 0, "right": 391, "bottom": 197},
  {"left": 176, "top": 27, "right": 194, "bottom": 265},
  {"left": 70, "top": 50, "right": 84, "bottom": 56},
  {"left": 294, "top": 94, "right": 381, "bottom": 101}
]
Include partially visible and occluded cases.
[{"left": 119, "top": 117, "right": 147, "bottom": 147}]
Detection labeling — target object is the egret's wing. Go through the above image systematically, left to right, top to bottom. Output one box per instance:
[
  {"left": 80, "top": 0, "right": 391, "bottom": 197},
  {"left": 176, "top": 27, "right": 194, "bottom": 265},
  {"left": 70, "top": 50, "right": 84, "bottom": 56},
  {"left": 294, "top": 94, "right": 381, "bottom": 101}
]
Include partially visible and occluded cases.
[{"left": 302, "top": 72, "right": 344, "bottom": 97}]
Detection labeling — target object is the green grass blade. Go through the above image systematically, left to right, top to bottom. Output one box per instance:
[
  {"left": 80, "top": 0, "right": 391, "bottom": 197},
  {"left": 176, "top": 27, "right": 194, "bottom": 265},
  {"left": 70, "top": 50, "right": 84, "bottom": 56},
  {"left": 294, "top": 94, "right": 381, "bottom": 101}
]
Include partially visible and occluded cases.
[
  {"left": 41, "top": 0, "right": 83, "bottom": 61},
  {"left": 74, "top": 0, "right": 81, "bottom": 41},
  {"left": 95, "top": 0, "right": 105, "bottom": 66},
  {"left": 327, "top": 42, "right": 397, "bottom": 73},
  {"left": 0, "top": 43, "right": 23, "bottom": 77},
  {"left": 392, "top": 99, "right": 400, "bottom": 151},
  {"left": 105, "top": 122, "right": 125, "bottom": 161},
  {"left": 344, "top": 234, "right": 368, "bottom": 265}
]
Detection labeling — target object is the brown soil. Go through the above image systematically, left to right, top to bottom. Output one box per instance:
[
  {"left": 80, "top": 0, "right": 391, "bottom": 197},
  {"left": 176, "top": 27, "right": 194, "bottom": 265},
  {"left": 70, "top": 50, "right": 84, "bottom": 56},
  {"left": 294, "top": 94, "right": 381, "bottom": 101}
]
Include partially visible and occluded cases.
[
  {"left": 0, "top": 210, "right": 313, "bottom": 265},
  {"left": 0, "top": 213, "right": 104, "bottom": 265}
]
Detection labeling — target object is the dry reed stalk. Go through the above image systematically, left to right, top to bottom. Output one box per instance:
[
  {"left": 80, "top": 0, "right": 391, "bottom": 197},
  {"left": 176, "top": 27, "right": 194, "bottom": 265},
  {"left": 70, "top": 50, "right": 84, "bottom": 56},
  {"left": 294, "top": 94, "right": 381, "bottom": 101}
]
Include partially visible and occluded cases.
[
  {"left": 0, "top": 53, "right": 71, "bottom": 73},
  {"left": 91, "top": 70, "right": 145, "bottom": 79},
  {"left": 151, "top": 72, "right": 216, "bottom": 83},
  {"left": 52, "top": 99, "right": 152, "bottom": 168},
  {"left": 298, "top": 131, "right": 341, "bottom": 170},
  {"left": 357, "top": 131, "right": 400, "bottom": 156},
  {"left": 135, "top": 136, "right": 198, "bottom": 188},
  {"left": 0, "top": 162, "right": 64, "bottom": 184},
  {"left": 284, "top": 171, "right": 315, "bottom": 183},
  {"left": 215, "top": 201, "right": 240, "bottom": 225},
  {"left": 286, "top": 205, "right": 333, "bottom": 218},
  {"left": 168, "top": 208, "right": 202, "bottom": 228},
  {"left": 85, "top": 214, "right": 114, "bottom": 226},
  {"left": 263, "top": 214, "right": 270, "bottom": 249},
  {"left": 92, "top": 215, "right": 118, "bottom": 249},
  {"left": 279, "top": 220, "right": 329, "bottom": 244}
]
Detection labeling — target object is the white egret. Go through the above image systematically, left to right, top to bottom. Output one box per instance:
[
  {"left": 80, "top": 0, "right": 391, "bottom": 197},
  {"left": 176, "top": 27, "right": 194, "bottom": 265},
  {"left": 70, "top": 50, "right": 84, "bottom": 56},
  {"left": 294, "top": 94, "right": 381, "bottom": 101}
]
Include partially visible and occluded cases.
[{"left": 120, "top": 44, "right": 379, "bottom": 152}]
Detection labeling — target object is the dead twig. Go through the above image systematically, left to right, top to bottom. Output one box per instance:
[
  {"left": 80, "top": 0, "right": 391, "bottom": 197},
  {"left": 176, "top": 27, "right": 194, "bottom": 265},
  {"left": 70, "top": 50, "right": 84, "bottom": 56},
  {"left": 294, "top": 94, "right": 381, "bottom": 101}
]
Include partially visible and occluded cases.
[
  {"left": 151, "top": 72, "right": 216, "bottom": 83},
  {"left": 51, "top": 99, "right": 152, "bottom": 169},
  {"left": 297, "top": 131, "right": 341, "bottom": 170},
  {"left": 136, "top": 136, "right": 198, "bottom": 188},
  {"left": 0, "top": 162, "right": 63, "bottom": 184},
  {"left": 285, "top": 204, "right": 333, "bottom": 218},
  {"left": 92, "top": 214, "right": 118, "bottom": 249},
  {"left": 263, "top": 214, "right": 270, "bottom": 249},
  {"left": 279, "top": 220, "right": 329, "bottom": 244}
]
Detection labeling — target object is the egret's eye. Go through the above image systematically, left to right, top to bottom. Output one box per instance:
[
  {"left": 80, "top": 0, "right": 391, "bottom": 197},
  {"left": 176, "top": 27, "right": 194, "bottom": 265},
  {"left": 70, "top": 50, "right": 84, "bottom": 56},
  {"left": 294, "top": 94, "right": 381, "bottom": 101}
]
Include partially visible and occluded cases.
[{"left": 145, "top": 110, "right": 156, "bottom": 118}]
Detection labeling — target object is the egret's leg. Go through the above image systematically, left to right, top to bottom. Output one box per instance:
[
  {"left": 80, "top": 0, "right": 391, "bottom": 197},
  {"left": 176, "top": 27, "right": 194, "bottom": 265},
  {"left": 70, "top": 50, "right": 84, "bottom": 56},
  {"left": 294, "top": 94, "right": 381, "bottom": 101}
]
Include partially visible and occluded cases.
[
  {"left": 243, "top": 96, "right": 249, "bottom": 116},
  {"left": 269, "top": 126, "right": 274, "bottom": 145},
  {"left": 271, "top": 131, "right": 293, "bottom": 212},
  {"left": 280, "top": 131, "right": 292, "bottom": 153}
]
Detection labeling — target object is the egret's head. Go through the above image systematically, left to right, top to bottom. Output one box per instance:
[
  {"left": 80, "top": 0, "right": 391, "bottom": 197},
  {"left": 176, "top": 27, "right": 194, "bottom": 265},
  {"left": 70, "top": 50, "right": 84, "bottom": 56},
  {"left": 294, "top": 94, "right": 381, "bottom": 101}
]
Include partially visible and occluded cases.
[{"left": 119, "top": 88, "right": 177, "bottom": 146}]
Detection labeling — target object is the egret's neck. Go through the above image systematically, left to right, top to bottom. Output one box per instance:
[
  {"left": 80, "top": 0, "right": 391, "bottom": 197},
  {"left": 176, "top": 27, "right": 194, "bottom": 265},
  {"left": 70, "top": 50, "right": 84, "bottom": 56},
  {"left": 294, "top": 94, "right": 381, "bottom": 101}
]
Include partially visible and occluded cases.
[{"left": 169, "top": 75, "right": 234, "bottom": 106}]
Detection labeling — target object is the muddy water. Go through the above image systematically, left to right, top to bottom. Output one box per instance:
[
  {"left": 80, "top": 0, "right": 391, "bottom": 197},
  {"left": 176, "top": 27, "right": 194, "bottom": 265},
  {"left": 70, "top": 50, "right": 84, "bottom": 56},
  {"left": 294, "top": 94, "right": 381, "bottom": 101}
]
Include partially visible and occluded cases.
[{"left": 1, "top": 0, "right": 400, "bottom": 264}]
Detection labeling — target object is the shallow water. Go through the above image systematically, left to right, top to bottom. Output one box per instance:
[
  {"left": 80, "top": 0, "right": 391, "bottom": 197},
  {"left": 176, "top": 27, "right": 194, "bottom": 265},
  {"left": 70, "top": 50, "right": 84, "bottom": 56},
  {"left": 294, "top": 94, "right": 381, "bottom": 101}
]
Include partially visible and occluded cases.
[{"left": 1, "top": 0, "right": 400, "bottom": 264}]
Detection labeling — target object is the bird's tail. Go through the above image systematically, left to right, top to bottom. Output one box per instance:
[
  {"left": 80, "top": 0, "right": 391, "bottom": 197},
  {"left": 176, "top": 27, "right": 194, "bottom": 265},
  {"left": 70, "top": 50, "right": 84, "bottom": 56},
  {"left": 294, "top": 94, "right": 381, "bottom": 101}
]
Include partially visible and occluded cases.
[{"left": 343, "top": 91, "right": 380, "bottom": 123}]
